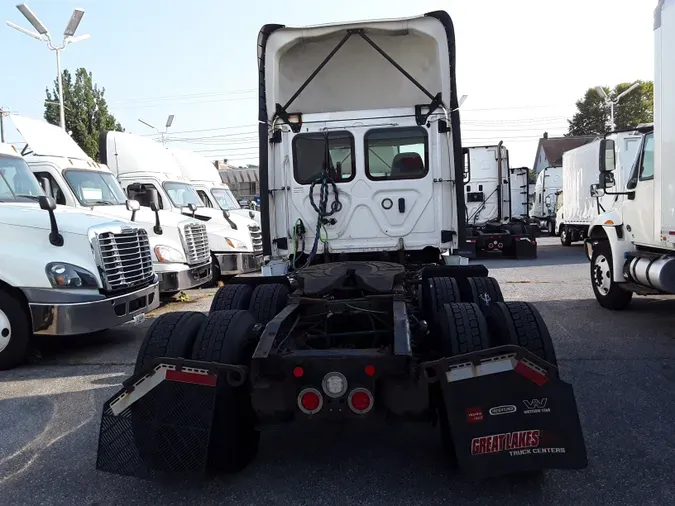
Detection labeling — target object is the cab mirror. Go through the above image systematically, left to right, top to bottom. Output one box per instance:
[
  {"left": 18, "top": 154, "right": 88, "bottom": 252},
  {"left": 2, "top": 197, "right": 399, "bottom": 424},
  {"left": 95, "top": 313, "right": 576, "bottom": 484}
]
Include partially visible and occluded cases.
[
  {"left": 599, "top": 139, "right": 616, "bottom": 172},
  {"left": 462, "top": 147, "right": 471, "bottom": 184},
  {"left": 599, "top": 171, "right": 616, "bottom": 189},
  {"left": 590, "top": 183, "right": 605, "bottom": 197},
  {"left": 39, "top": 195, "right": 56, "bottom": 211},
  {"left": 126, "top": 199, "right": 141, "bottom": 212},
  {"left": 150, "top": 202, "right": 159, "bottom": 212}
]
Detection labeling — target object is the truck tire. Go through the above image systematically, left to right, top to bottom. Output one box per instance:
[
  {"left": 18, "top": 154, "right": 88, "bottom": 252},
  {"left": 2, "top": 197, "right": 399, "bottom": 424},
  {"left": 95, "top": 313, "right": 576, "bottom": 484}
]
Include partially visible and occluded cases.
[
  {"left": 560, "top": 225, "right": 572, "bottom": 246},
  {"left": 591, "top": 241, "right": 633, "bottom": 310},
  {"left": 423, "top": 276, "right": 461, "bottom": 318},
  {"left": 459, "top": 277, "right": 504, "bottom": 311},
  {"left": 210, "top": 284, "right": 253, "bottom": 313},
  {"left": 248, "top": 284, "right": 289, "bottom": 325},
  {"left": 0, "top": 288, "right": 31, "bottom": 371},
  {"left": 484, "top": 301, "right": 558, "bottom": 368},
  {"left": 435, "top": 302, "right": 491, "bottom": 357},
  {"left": 433, "top": 303, "right": 490, "bottom": 468},
  {"left": 191, "top": 310, "right": 259, "bottom": 472},
  {"left": 134, "top": 311, "right": 206, "bottom": 373}
]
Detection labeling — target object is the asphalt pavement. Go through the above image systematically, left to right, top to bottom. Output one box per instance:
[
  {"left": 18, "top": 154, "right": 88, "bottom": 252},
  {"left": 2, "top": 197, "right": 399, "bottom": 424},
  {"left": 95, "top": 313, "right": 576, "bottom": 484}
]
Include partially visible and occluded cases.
[{"left": 1, "top": 237, "right": 674, "bottom": 506}]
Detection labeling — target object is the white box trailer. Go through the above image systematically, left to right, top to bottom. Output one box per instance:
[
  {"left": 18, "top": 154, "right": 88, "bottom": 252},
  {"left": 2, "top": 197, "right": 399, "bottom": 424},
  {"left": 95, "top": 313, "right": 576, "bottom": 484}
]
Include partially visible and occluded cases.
[
  {"left": 587, "top": 0, "right": 675, "bottom": 310},
  {"left": 558, "top": 131, "right": 643, "bottom": 247},
  {"left": 464, "top": 143, "right": 537, "bottom": 258}
]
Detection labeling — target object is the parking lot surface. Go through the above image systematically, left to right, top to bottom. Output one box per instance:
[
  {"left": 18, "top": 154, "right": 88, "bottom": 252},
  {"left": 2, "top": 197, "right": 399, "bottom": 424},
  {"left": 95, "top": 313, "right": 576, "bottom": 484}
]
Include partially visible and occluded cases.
[{"left": 1, "top": 237, "right": 674, "bottom": 505}]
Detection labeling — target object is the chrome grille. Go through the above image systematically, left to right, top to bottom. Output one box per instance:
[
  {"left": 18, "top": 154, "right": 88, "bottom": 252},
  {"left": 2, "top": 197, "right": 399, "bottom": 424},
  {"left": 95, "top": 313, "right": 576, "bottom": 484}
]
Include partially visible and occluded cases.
[
  {"left": 183, "top": 222, "right": 211, "bottom": 265},
  {"left": 248, "top": 224, "right": 263, "bottom": 253},
  {"left": 96, "top": 229, "right": 154, "bottom": 292}
]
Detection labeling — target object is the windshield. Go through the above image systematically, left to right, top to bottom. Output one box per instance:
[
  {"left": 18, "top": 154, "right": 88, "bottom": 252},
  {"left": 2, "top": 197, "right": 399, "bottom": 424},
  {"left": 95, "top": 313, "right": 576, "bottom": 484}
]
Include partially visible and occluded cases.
[
  {"left": 0, "top": 154, "right": 45, "bottom": 202},
  {"left": 64, "top": 169, "right": 127, "bottom": 206},
  {"left": 163, "top": 182, "right": 204, "bottom": 208},
  {"left": 211, "top": 188, "right": 241, "bottom": 210}
]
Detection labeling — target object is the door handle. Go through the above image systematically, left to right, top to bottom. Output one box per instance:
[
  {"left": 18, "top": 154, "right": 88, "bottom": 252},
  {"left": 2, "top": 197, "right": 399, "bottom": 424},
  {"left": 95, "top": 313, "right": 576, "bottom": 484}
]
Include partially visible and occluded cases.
[{"left": 398, "top": 198, "right": 405, "bottom": 213}]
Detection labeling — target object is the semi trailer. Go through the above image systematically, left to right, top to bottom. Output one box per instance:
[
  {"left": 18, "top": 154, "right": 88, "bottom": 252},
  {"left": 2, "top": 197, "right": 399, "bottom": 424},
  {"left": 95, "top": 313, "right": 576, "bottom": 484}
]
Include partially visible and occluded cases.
[
  {"left": 587, "top": 0, "right": 675, "bottom": 310},
  {"left": 95, "top": 11, "right": 587, "bottom": 482},
  {"left": 464, "top": 142, "right": 538, "bottom": 257}
]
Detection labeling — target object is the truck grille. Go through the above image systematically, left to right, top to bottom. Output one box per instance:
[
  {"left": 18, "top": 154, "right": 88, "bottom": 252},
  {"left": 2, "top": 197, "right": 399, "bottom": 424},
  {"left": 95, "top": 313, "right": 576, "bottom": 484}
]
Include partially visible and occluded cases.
[
  {"left": 183, "top": 223, "right": 211, "bottom": 265},
  {"left": 249, "top": 224, "right": 263, "bottom": 253},
  {"left": 96, "top": 229, "right": 154, "bottom": 292}
]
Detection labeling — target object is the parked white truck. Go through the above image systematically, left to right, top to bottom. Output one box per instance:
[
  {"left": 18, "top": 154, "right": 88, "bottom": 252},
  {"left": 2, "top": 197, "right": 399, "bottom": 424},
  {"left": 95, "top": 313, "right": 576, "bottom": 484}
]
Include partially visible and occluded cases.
[
  {"left": 587, "top": 0, "right": 675, "bottom": 310},
  {"left": 12, "top": 115, "right": 213, "bottom": 294},
  {"left": 558, "top": 130, "right": 643, "bottom": 247},
  {"left": 100, "top": 131, "right": 264, "bottom": 276},
  {"left": 0, "top": 142, "right": 159, "bottom": 370},
  {"left": 464, "top": 142, "right": 537, "bottom": 257},
  {"left": 168, "top": 147, "right": 262, "bottom": 225},
  {"left": 530, "top": 166, "right": 562, "bottom": 234}
]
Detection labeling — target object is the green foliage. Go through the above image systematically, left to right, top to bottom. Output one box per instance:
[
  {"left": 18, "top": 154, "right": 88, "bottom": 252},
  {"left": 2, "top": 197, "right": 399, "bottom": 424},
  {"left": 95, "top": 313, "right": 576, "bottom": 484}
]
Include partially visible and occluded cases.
[
  {"left": 44, "top": 68, "right": 123, "bottom": 161},
  {"left": 567, "top": 81, "right": 653, "bottom": 136}
]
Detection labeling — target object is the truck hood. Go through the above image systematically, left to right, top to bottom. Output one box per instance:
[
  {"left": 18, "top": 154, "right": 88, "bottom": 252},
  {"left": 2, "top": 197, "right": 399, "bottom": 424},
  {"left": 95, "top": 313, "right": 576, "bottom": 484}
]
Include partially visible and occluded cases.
[
  {"left": 0, "top": 203, "right": 130, "bottom": 236},
  {"left": 84, "top": 204, "right": 197, "bottom": 229},
  {"left": 184, "top": 207, "right": 258, "bottom": 230},
  {"left": 230, "top": 208, "right": 261, "bottom": 224}
]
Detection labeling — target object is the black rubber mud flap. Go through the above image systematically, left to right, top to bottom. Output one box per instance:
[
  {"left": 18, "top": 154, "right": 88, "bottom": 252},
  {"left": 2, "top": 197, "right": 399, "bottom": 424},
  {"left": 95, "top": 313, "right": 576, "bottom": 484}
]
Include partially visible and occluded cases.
[
  {"left": 422, "top": 345, "right": 587, "bottom": 479},
  {"left": 96, "top": 358, "right": 246, "bottom": 481}
]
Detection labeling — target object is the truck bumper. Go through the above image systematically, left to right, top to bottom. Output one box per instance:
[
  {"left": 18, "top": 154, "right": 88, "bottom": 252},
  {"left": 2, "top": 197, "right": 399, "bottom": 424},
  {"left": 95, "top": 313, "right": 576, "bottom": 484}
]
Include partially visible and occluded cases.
[
  {"left": 214, "top": 252, "right": 263, "bottom": 275},
  {"left": 157, "top": 262, "right": 212, "bottom": 293},
  {"left": 29, "top": 281, "right": 160, "bottom": 335}
]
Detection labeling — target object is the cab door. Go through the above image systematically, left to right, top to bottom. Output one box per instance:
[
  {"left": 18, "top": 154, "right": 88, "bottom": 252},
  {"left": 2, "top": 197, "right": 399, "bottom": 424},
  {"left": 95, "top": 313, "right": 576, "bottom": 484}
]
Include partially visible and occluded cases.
[{"left": 623, "top": 133, "right": 655, "bottom": 246}]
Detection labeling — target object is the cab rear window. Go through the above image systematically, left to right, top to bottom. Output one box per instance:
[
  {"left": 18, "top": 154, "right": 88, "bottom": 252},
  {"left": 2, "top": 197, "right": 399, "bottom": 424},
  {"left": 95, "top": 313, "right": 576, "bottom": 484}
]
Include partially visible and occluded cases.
[
  {"left": 365, "top": 127, "right": 428, "bottom": 180},
  {"left": 292, "top": 131, "right": 355, "bottom": 185}
]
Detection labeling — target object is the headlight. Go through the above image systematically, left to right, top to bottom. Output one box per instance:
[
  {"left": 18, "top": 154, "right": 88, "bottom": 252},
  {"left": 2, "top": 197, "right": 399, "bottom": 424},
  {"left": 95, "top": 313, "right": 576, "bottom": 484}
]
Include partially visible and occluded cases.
[
  {"left": 224, "top": 238, "right": 247, "bottom": 249},
  {"left": 154, "top": 245, "right": 187, "bottom": 263},
  {"left": 45, "top": 262, "right": 99, "bottom": 289}
]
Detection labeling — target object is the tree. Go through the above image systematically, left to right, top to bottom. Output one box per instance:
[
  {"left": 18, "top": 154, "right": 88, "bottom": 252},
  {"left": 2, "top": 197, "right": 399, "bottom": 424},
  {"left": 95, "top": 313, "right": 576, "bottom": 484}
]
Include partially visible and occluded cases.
[
  {"left": 44, "top": 68, "right": 123, "bottom": 160},
  {"left": 567, "top": 80, "right": 653, "bottom": 136}
]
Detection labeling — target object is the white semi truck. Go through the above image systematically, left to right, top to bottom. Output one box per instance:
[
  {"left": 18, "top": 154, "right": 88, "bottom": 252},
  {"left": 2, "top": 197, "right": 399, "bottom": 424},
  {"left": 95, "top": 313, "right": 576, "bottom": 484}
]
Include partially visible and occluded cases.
[
  {"left": 587, "top": 0, "right": 675, "bottom": 310},
  {"left": 95, "top": 11, "right": 587, "bottom": 483},
  {"left": 12, "top": 115, "right": 213, "bottom": 295},
  {"left": 557, "top": 130, "right": 643, "bottom": 247},
  {"left": 100, "top": 131, "right": 264, "bottom": 277},
  {"left": 464, "top": 142, "right": 537, "bottom": 257},
  {"left": 0, "top": 143, "right": 159, "bottom": 370},
  {"left": 168, "top": 147, "right": 262, "bottom": 225},
  {"left": 530, "top": 166, "right": 562, "bottom": 234}
]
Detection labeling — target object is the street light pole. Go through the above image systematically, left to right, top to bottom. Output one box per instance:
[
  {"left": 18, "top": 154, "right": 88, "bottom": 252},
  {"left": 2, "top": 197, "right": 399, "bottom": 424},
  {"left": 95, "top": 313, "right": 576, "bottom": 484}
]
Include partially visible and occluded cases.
[
  {"left": 6, "top": 4, "right": 90, "bottom": 130},
  {"left": 595, "top": 82, "right": 642, "bottom": 131},
  {"left": 138, "top": 115, "right": 175, "bottom": 146}
]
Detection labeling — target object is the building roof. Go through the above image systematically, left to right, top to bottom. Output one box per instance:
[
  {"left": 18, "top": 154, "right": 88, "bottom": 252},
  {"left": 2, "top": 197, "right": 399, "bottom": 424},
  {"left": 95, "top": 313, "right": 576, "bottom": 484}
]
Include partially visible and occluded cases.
[
  {"left": 533, "top": 135, "right": 597, "bottom": 169},
  {"left": 218, "top": 167, "right": 259, "bottom": 185}
]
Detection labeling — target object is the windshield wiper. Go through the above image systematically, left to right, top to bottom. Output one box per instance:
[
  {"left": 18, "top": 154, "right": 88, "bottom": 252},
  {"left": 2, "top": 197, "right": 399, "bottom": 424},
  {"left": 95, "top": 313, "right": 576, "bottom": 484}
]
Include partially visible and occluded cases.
[
  {"left": 17, "top": 194, "right": 41, "bottom": 201},
  {"left": 88, "top": 200, "right": 115, "bottom": 205}
]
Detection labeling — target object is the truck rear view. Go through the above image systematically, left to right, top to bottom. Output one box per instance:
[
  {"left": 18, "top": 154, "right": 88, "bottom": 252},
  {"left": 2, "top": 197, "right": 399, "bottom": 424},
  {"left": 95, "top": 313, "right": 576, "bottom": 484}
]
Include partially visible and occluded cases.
[{"left": 95, "top": 11, "right": 588, "bottom": 483}]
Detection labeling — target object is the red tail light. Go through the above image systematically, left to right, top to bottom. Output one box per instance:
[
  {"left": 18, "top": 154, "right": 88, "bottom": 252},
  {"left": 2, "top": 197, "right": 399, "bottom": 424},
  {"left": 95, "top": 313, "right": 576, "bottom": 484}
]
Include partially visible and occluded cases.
[
  {"left": 497, "top": 242, "right": 503, "bottom": 249},
  {"left": 487, "top": 243, "right": 494, "bottom": 249},
  {"left": 298, "top": 388, "right": 323, "bottom": 414},
  {"left": 348, "top": 388, "right": 374, "bottom": 414}
]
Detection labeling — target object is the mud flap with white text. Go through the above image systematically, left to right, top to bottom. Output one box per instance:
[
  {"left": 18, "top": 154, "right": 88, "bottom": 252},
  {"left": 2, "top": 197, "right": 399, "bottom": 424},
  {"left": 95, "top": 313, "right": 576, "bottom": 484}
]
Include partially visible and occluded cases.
[
  {"left": 422, "top": 345, "right": 587, "bottom": 479},
  {"left": 95, "top": 358, "right": 246, "bottom": 481}
]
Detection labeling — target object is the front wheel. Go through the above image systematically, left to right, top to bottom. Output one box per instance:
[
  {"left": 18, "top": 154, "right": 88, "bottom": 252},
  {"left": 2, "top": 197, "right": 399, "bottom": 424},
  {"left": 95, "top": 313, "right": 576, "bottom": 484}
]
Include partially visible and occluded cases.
[
  {"left": 560, "top": 225, "right": 572, "bottom": 246},
  {"left": 590, "top": 241, "right": 632, "bottom": 310},
  {"left": 0, "top": 289, "right": 31, "bottom": 371}
]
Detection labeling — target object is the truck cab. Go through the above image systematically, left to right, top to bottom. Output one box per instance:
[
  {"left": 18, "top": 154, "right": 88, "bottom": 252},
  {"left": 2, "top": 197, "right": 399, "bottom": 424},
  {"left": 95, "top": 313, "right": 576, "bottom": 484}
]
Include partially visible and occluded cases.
[
  {"left": 587, "top": 0, "right": 675, "bottom": 309},
  {"left": 11, "top": 115, "right": 213, "bottom": 294},
  {"left": 100, "top": 131, "right": 263, "bottom": 276},
  {"left": 0, "top": 143, "right": 159, "bottom": 370},
  {"left": 168, "top": 147, "right": 262, "bottom": 225},
  {"left": 530, "top": 166, "right": 562, "bottom": 234}
]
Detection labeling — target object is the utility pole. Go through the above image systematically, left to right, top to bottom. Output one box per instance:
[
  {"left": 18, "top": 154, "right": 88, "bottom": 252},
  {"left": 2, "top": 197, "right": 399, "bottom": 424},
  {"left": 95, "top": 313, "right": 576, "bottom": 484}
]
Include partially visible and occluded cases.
[
  {"left": 0, "top": 107, "right": 6, "bottom": 143},
  {"left": 138, "top": 115, "right": 175, "bottom": 145}
]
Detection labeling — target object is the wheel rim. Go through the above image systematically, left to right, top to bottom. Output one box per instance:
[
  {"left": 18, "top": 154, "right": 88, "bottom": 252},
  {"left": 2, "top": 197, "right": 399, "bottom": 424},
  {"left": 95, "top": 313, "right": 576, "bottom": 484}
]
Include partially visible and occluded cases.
[
  {"left": 561, "top": 229, "right": 566, "bottom": 243},
  {"left": 593, "top": 254, "right": 612, "bottom": 296},
  {"left": 0, "top": 308, "right": 11, "bottom": 353}
]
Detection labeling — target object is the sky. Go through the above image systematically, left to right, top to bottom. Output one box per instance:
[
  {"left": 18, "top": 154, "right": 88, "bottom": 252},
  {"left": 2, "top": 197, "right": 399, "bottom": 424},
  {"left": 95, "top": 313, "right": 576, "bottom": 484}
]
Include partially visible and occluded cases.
[{"left": 0, "top": 0, "right": 656, "bottom": 169}]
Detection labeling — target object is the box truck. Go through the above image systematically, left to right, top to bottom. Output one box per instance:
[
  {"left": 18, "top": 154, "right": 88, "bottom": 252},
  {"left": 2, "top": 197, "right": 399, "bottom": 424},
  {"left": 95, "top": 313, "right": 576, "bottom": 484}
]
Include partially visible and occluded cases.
[
  {"left": 587, "top": 0, "right": 675, "bottom": 310},
  {"left": 530, "top": 166, "right": 562, "bottom": 234}
]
